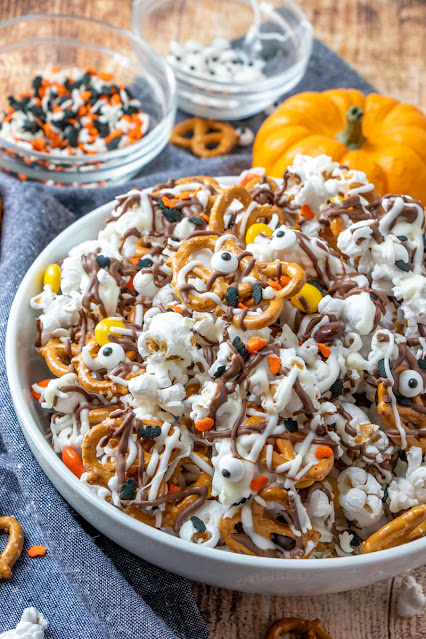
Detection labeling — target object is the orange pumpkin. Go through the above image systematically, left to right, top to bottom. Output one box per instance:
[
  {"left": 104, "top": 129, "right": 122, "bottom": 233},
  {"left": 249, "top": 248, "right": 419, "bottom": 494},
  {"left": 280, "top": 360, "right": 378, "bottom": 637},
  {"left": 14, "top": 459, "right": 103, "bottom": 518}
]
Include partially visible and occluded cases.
[{"left": 253, "top": 89, "right": 426, "bottom": 203}]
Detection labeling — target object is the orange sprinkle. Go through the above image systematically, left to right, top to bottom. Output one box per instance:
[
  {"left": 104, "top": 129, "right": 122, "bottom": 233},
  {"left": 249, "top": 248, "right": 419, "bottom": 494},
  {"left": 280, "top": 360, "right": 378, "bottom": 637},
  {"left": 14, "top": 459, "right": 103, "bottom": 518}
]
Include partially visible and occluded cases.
[
  {"left": 51, "top": 66, "right": 61, "bottom": 73},
  {"left": 85, "top": 67, "right": 98, "bottom": 76},
  {"left": 99, "top": 71, "right": 113, "bottom": 81},
  {"left": 80, "top": 90, "right": 91, "bottom": 101},
  {"left": 111, "top": 93, "right": 122, "bottom": 105},
  {"left": 77, "top": 105, "right": 89, "bottom": 117},
  {"left": 31, "top": 138, "right": 46, "bottom": 151},
  {"left": 240, "top": 172, "right": 258, "bottom": 187},
  {"left": 175, "top": 191, "right": 192, "bottom": 200},
  {"left": 162, "top": 195, "right": 175, "bottom": 208},
  {"left": 300, "top": 204, "right": 315, "bottom": 220},
  {"left": 199, "top": 212, "right": 210, "bottom": 223},
  {"left": 129, "top": 257, "right": 140, "bottom": 264},
  {"left": 280, "top": 276, "right": 290, "bottom": 287},
  {"left": 267, "top": 280, "right": 282, "bottom": 290},
  {"left": 237, "top": 302, "right": 248, "bottom": 310},
  {"left": 165, "top": 305, "right": 183, "bottom": 314},
  {"left": 246, "top": 337, "right": 267, "bottom": 353},
  {"left": 318, "top": 343, "right": 330, "bottom": 358},
  {"left": 268, "top": 354, "right": 281, "bottom": 375},
  {"left": 195, "top": 417, "right": 214, "bottom": 432},
  {"left": 314, "top": 445, "right": 334, "bottom": 459},
  {"left": 62, "top": 447, "right": 85, "bottom": 479},
  {"left": 250, "top": 475, "right": 268, "bottom": 492},
  {"left": 28, "top": 545, "right": 47, "bottom": 558}
]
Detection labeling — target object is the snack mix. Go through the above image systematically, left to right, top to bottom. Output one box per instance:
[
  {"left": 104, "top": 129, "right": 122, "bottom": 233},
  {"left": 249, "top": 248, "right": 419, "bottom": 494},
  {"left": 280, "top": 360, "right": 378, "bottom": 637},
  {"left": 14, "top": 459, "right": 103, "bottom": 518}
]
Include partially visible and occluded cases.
[{"left": 31, "top": 154, "right": 426, "bottom": 558}]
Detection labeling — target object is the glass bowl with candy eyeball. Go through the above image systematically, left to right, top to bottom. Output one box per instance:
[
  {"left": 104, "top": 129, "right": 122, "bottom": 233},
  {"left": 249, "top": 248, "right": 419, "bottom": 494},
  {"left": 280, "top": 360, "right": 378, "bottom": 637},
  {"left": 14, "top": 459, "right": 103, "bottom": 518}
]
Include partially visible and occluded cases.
[
  {"left": 132, "top": 0, "right": 313, "bottom": 120},
  {"left": 0, "top": 14, "right": 176, "bottom": 186}
]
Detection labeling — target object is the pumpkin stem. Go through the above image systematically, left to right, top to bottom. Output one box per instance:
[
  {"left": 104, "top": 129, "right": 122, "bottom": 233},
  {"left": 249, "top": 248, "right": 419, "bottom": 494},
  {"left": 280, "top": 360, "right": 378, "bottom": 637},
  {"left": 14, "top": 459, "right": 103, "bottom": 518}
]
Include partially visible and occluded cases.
[{"left": 336, "top": 106, "right": 366, "bottom": 150}]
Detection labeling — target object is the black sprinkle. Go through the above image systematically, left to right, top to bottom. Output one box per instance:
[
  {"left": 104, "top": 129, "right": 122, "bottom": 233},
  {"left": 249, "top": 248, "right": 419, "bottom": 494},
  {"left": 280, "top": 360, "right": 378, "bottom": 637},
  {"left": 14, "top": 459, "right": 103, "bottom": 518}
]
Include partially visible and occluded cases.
[
  {"left": 32, "top": 75, "right": 43, "bottom": 92},
  {"left": 22, "top": 120, "right": 40, "bottom": 134},
  {"left": 94, "top": 120, "right": 110, "bottom": 138},
  {"left": 66, "top": 127, "right": 79, "bottom": 148},
  {"left": 106, "top": 136, "right": 122, "bottom": 151},
  {"left": 158, "top": 198, "right": 182, "bottom": 223},
  {"left": 227, "top": 213, "right": 235, "bottom": 230},
  {"left": 188, "top": 217, "right": 204, "bottom": 226},
  {"left": 423, "top": 234, "right": 426, "bottom": 252},
  {"left": 397, "top": 235, "right": 408, "bottom": 242},
  {"left": 96, "top": 255, "right": 110, "bottom": 269},
  {"left": 137, "top": 257, "right": 154, "bottom": 270},
  {"left": 395, "top": 259, "right": 410, "bottom": 272},
  {"left": 309, "top": 280, "right": 324, "bottom": 293},
  {"left": 252, "top": 282, "right": 262, "bottom": 305},
  {"left": 225, "top": 286, "right": 239, "bottom": 307},
  {"left": 370, "top": 292, "right": 378, "bottom": 301},
  {"left": 166, "top": 308, "right": 175, "bottom": 312},
  {"left": 232, "top": 336, "right": 249, "bottom": 358},
  {"left": 418, "top": 358, "right": 426, "bottom": 370},
  {"left": 377, "top": 359, "right": 390, "bottom": 379},
  {"left": 213, "top": 365, "right": 226, "bottom": 379},
  {"left": 330, "top": 378, "right": 344, "bottom": 398},
  {"left": 395, "top": 395, "right": 413, "bottom": 407},
  {"left": 284, "top": 418, "right": 298, "bottom": 433},
  {"left": 139, "top": 424, "right": 161, "bottom": 440},
  {"left": 120, "top": 478, "right": 137, "bottom": 500},
  {"left": 382, "top": 484, "right": 389, "bottom": 503},
  {"left": 232, "top": 497, "right": 247, "bottom": 506},
  {"left": 191, "top": 516, "right": 206, "bottom": 533},
  {"left": 349, "top": 530, "right": 360, "bottom": 547}
]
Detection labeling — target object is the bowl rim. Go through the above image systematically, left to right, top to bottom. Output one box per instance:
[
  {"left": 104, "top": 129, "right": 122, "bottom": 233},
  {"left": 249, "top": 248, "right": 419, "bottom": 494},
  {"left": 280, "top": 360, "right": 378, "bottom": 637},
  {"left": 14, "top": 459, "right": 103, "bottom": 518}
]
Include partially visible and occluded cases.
[
  {"left": 132, "top": 0, "right": 313, "bottom": 91},
  {"left": 0, "top": 12, "right": 177, "bottom": 164},
  {"left": 6, "top": 182, "right": 426, "bottom": 572}
]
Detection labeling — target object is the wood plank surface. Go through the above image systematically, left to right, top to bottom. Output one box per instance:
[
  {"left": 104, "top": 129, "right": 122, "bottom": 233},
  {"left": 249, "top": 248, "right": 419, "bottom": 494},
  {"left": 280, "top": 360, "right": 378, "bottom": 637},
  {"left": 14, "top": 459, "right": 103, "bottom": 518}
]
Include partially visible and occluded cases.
[{"left": 1, "top": 1, "right": 425, "bottom": 638}]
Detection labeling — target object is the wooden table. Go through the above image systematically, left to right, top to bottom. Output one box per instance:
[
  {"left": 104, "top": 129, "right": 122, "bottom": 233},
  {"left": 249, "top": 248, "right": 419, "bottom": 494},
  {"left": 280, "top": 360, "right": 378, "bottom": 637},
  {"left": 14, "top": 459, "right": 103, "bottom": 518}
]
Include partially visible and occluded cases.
[{"left": 3, "top": 1, "right": 426, "bottom": 637}]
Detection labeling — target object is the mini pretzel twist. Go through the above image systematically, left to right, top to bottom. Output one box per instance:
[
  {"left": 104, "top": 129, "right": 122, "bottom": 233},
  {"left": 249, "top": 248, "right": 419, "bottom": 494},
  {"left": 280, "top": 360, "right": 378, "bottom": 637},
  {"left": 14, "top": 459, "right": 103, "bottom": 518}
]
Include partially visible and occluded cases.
[
  {"left": 170, "top": 118, "right": 238, "bottom": 158},
  {"left": 243, "top": 175, "right": 279, "bottom": 192},
  {"left": 209, "top": 185, "right": 285, "bottom": 237},
  {"left": 168, "top": 233, "right": 305, "bottom": 329},
  {"left": 39, "top": 338, "right": 79, "bottom": 377},
  {"left": 72, "top": 338, "right": 142, "bottom": 398},
  {"left": 377, "top": 382, "right": 426, "bottom": 453},
  {"left": 260, "top": 434, "right": 334, "bottom": 486},
  {"left": 161, "top": 453, "right": 212, "bottom": 530},
  {"left": 220, "top": 487, "right": 319, "bottom": 557},
  {"left": 361, "top": 504, "right": 426, "bottom": 553},
  {"left": 0, "top": 516, "right": 24, "bottom": 579},
  {"left": 265, "top": 617, "right": 334, "bottom": 639}
]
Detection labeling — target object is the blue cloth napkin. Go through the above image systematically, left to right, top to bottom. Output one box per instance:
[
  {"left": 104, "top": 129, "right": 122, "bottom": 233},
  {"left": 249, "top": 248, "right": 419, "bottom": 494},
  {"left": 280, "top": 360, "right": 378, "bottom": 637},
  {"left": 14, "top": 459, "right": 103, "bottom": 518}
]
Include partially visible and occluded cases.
[{"left": 0, "top": 40, "right": 373, "bottom": 638}]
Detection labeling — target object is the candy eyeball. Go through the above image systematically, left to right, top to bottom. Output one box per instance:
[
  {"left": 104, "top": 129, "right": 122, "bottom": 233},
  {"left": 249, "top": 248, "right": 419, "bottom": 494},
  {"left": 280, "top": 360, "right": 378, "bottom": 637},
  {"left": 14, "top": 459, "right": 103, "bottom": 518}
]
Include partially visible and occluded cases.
[
  {"left": 236, "top": 127, "right": 254, "bottom": 147},
  {"left": 270, "top": 227, "right": 297, "bottom": 251},
  {"left": 211, "top": 250, "right": 239, "bottom": 274},
  {"left": 97, "top": 342, "right": 126, "bottom": 369},
  {"left": 398, "top": 370, "right": 424, "bottom": 397},
  {"left": 218, "top": 455, "right": 245, "bottom": 482}
]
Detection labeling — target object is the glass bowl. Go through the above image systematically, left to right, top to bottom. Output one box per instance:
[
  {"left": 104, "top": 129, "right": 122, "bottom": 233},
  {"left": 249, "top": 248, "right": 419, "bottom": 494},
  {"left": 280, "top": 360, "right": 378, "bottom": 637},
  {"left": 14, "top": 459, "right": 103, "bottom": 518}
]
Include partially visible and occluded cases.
[
  {"left": 132, "top": 0, "right": 313, "bottom": 120},
  {"left": 0, "top": 14, "right": 176, "bottom": 186}
]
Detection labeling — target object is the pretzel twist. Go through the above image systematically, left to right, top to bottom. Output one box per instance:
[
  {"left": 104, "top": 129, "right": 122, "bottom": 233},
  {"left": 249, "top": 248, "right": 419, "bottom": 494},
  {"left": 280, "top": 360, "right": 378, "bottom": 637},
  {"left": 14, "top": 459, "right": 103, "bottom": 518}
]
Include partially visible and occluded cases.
[
  {"left": 170, "top": 118, "right": 238, "bottom": 158},
  {"left": 209, "top": 185, "right": 285, "bottom": 237},
  {"left": 168, "top": 234, "right": 305, "bottom": 329},
  {"left": 38, "top": 338, "right": 79, "bottom": 377},
  {"left": 72, "top": 338, "right": 142, "bottom": 398},
  {"left": 377, "top": 382, "right": 426, "bottom": 453},
  {"left": 260, "top": 434, "right": 334, "bottom": 487},
  {"left": 162, "top": 453, "right": 212, "bottom": 529},
  {"left": 220, "top": 487, "right": 319, "bottom": 557},
  {"left": 361, "top": 504, "right": 426, "bottom": 553},
  {"left": 0, "top": 516, "right": 24, "bottom": 579},
  {"left": 265, "top": 617, "right": 334, "bottom": 639}
]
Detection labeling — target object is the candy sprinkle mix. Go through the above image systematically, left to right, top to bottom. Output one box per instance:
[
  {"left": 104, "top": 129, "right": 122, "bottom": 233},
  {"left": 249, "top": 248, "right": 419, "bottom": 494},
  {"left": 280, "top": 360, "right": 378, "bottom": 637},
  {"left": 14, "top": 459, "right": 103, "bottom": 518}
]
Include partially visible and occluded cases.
[{"left": 0, "top": 67, "right": 149, "bottom": 156}]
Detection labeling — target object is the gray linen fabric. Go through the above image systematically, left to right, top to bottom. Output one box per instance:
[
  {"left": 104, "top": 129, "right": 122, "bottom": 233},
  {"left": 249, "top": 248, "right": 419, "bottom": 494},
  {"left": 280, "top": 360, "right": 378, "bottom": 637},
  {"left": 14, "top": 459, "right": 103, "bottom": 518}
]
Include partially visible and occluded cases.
[{"left": 0, "top": 39, "right": 373, "bottom": 638}]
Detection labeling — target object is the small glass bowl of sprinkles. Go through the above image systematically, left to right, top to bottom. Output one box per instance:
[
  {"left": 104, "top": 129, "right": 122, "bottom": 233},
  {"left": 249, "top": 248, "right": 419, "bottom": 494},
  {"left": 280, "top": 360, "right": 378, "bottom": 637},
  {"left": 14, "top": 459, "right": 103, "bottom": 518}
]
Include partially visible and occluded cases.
[
  {"left": 133, "top": 0, "right": 313, "bottom": 120},
  {"left": 0, "top": 14, "right": 176, "bottom": 186}
]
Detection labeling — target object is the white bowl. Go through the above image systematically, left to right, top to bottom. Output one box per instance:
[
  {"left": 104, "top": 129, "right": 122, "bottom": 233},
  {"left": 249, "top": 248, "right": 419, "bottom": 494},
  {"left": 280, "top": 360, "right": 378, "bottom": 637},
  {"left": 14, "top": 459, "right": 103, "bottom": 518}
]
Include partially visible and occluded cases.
[{"left": 6, "top": 182, "right": 426, "bottom": 595}]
